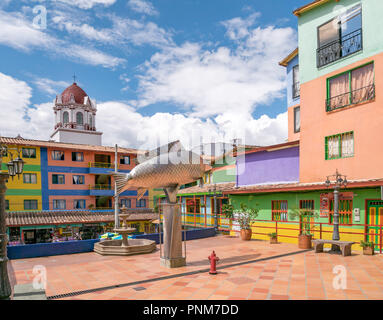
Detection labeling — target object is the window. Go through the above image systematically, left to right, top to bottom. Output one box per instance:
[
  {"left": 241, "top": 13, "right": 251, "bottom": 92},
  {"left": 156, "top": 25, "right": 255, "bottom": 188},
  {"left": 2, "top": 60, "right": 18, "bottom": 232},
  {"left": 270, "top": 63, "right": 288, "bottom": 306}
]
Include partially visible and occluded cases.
[
  {"left": 317, "top": 4, "right": 362, "bottom": 68},
  {"left": 327, "top": 63, "right": 374, "bottom": 111},
  {"left": 292, "top": 65, "right": 300, "bottom": 98},
  {"left": 294, "top": 106, "right": 300, "bottom": 133},
  {"left": 63, "top": 111, "right": 69, "bottom": 124},
  {"left": 76, "top": 112, "right": 83, "bottom": 125},
  {"left": 89, "top": 115, "right": 93, "bottom": 128},
  {"left": 325, "top": 131, "right": 354, "bottom": 160},
  {"left": 22, "top": 148, "right": 36, "bottom": 158},
  {"left": 52, "top": 150, "right": 65, "bottom": 161},
  {"left": 72, "top": 152, "right": 84, "bottom": 162},
  {"left": 120, "top": 156, "right": 130, "bottom": 165},
  {"left": 23, "top": 173, "right": 37, "bottom": 184},
  {"left": 203, "top": 173, "right": 211, "bottom": 184},
  {"left": 52, "top": 174, "right": 65, "bottom": 184},
  {"left": 72, "top": 175, "right": 85, "bottom": 185},
  {"left": 329, "top": 198, "right": 353, "bottom": 225},
  {"left": 53, "top": 199, "right": 66, "bottom": 209},
  {"left": 120, "top": 199, "right": 131, "bottom": 208},
  {"left": 136, "top": 199, "right": 146, "bottom": 208},
  {"left": 5, "top": 200, "right": 9, "bottom": 210},
  {"left": 24, "top": 200, "right": 38, "bottom": 210},
  {"left": 74, "top": 200, "right": 86, "bottom": 209},
  {"left": 271, "top": 200, "right": 288, "bottom": 221}
]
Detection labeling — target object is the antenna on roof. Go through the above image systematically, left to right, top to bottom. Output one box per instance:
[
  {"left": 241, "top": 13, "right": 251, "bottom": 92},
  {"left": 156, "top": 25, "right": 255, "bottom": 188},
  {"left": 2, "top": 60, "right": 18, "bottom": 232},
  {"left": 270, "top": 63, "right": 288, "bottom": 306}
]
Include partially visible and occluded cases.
[{"left": 73, "top": 73, "right": 77, "bottom": 84}]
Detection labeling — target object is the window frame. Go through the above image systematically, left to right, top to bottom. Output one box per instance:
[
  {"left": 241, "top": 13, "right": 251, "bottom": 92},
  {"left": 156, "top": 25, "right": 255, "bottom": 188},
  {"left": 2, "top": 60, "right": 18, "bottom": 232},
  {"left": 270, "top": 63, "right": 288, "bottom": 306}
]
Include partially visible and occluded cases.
[
  {"left": 326, "top": 61, "right": 375, "bottom": 111},
  {"left": 292, "top": 65, "right": 300, "bottom": 99},
  {"left": 293, "top": 106, "right": 300, "bottom": 133},
  {"left": 325, "top": 131, "right": 354, "bottom": 160},
  {"left": 22, "top": 148, "right": 36, "bottom": 159},
  {"left": 52, "top": 150, "right": 65, "bottom": 161},
  {"left": 72, "top": 152, "right": 84, "bottom": 162},
  {"left": 120, "top": 156, "right": 131, "bottom": 165},
  {"left": 23, "top": 173, "right": 37, "bottom": 184},
  {"left": 52, "top": 174, "right": 65, "bottom": 185},
  {"left": 72, "top": 175, "right": 85, "bottom": 185},
  {"left": 53, "top": 199, "right": 66, "bottom": 210},
  {"left": 73, "top": 199, "right": 86, "bottom": 209},
  {"left": 120, "top": 199, "right": 132, "bottom": 208},
  {"left": 136, "top": 199, "right": 146, "bottom": 208},
  {"left": 24, "top": 200, "right": 38, "bottom": 210},
  {"left": 271, "top": 200, "right": 288, "bottom": 222}
]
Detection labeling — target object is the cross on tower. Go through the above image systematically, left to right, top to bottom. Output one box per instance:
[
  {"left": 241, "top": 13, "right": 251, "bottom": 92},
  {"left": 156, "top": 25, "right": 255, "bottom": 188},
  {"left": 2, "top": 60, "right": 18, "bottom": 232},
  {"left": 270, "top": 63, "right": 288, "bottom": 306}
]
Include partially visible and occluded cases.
[{"left": 73, "top": 73, "right": 77, "bottom": 83}]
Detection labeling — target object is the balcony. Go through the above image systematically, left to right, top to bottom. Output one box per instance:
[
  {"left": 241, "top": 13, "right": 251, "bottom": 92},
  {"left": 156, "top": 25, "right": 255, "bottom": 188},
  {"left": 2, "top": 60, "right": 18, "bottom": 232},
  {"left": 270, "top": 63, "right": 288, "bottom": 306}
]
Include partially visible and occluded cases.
[
  {"left": 317, "top": 29, "right": 362, "bottom": 68},
  {"left": 292, "top": 82, "right": 300, "bottom": 99},
  {"left": 326, "top": 84, "right": 375, "bottom": 112},
  {"left": 88, "top": 162, "right": 115, "bottom": 174},
  {"left": 89, "top": 184, "right": 114, "bottom": 196}
]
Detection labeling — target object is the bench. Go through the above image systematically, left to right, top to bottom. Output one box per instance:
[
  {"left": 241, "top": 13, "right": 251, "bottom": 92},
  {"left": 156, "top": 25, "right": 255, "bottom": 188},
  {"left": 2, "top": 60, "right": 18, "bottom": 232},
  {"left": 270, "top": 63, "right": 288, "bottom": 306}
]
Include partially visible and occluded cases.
[{"left": 312, "top": 239, "right": 355, "bottom": 256}]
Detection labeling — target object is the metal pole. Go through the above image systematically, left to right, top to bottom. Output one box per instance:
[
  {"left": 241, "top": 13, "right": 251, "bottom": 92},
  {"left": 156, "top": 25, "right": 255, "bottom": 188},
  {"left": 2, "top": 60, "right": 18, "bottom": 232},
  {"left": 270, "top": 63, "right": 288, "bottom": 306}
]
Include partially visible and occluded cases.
[
  {"left": 114, "top": 144, "right": 119, "bottom": 228},
  {"left": 0, "top": 150, "right": 11, "bottom": 299},
  {"left": 333, "top": 185, "right": 340, "bottom": 241},
  {"left": 214, "top": 191, "right": 218, "bottom": 231}
]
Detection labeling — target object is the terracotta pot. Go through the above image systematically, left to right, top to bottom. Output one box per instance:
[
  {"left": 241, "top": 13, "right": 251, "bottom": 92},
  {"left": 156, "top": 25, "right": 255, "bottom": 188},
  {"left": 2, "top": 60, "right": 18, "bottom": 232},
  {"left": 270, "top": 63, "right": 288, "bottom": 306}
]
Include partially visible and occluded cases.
[
  {"left": 240, "top": 228, "right": 252, "bottom": 241},
  {"left": 298, "top": 234, "right": 312, "bottom": 249},
  {"left": 270, "top": 237, "right": 278, "bottom": 244},
  {"left": 363, "top": 246, "right": 374, "bottom": 255}
]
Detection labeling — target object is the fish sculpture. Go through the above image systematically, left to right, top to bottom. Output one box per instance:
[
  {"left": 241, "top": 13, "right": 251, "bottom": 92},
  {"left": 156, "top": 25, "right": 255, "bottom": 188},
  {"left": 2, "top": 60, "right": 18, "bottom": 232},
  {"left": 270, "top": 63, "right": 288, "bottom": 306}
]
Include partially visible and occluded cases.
[{"left": 113, "top": 141, "right": 212, "bottom": 203}]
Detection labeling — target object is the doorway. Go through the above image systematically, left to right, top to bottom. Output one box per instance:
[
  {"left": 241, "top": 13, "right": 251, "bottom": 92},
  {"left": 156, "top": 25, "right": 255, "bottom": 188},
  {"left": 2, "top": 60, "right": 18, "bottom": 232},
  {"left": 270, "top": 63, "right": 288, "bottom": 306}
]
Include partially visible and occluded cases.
[{"left": 366, "top": 200, "right": 383, "bottom": 251}]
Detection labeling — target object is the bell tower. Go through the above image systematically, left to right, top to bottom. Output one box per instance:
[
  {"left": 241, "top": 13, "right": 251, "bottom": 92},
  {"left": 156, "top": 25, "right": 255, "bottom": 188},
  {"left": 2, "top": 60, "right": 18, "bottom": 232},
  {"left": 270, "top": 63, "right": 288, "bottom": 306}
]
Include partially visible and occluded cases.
[{"left": 50, "top": 82, "right": 103, "bottom": 145}]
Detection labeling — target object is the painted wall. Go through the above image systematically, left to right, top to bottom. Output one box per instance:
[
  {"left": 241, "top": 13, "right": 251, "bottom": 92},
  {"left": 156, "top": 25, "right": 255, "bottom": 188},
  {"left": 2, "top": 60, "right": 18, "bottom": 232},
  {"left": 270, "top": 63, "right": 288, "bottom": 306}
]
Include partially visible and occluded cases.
[
  {"left": 298, "top": 0, "right": 383, "bottom": 84},
  {"left": 299, "top": 52, "right": 383, "bottom": 182},
  {"left": 237, "top": 146, "right": 300, "bottom": 186}
]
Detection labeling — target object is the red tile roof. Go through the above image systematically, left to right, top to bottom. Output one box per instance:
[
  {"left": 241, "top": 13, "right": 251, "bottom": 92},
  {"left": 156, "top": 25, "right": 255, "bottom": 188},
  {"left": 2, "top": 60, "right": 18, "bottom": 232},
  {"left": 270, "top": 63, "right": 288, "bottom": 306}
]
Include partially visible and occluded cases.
[
  {"left": 61, "top": 83, "right": 88, "bottom": 104},
  {"left": 177, "top": 182, "right": 236, "bottom": 195},
  {"left": 6, "top": 210, "right": 157, "bottom": 227}
]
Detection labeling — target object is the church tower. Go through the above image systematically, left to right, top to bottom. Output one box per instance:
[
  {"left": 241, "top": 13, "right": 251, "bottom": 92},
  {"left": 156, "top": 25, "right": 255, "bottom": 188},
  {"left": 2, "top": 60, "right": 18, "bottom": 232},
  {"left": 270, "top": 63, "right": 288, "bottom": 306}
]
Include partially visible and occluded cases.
[{"left": 50, "top": 82, "right": 103, "bottom": 145}]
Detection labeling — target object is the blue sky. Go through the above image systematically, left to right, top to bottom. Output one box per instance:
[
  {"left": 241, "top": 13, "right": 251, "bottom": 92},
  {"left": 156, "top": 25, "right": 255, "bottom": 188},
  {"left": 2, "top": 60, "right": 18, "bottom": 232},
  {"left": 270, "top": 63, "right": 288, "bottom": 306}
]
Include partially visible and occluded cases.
[{"left": 0, "top": 0, "right": 309, "bottom": 149}]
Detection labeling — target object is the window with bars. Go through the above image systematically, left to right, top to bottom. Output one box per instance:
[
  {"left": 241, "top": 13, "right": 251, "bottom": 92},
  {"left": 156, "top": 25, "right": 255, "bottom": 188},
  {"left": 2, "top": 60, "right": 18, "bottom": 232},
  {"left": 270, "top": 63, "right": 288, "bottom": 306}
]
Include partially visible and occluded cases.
[
  {"left": 326, "top": 63, "right": 374, "bottom": 111},
  {"left": 325, "top": 131, "right": 354, "bottom": 160},
  {"left": 23, "top": 173, "right": 37, "bottom": 184},
  {"left": 329, "top": 199, "right": 353, "bottom": 225},
  {"left": 271, "top": 200, "right": 288, "bottom": 221}
]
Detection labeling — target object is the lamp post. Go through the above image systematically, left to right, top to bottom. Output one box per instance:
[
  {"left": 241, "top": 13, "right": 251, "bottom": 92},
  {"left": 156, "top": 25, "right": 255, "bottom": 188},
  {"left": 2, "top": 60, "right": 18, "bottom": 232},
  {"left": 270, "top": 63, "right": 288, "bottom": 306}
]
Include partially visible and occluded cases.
[
  {"left": 0, "top": 144, "right": 25, "bottom": 300},
  {"left": 325, "top": 169, "right": 348, "bottom": 253}
]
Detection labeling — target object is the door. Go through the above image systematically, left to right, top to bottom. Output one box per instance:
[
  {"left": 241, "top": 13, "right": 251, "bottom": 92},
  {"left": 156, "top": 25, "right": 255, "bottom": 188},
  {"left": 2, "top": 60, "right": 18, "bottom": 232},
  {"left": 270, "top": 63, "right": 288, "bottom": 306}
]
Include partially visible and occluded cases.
[{"left": 367, "top": 200, "right": 383, "bottom": 251}]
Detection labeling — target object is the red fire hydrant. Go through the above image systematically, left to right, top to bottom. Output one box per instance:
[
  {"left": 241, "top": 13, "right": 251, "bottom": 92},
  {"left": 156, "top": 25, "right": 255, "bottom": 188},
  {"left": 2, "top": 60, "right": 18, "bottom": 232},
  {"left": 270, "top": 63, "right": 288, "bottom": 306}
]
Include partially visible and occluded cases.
[{"left": 208, "top": 251, "right": 219, "bottom": 275}]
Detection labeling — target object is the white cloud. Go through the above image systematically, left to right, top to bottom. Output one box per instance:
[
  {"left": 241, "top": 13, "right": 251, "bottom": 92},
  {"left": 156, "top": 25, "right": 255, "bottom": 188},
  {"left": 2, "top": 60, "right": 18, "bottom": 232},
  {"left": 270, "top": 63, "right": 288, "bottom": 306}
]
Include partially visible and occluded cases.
[
  {"left": 55, "top": 0, "right": 117, "bottom": 10},
  {"left": 128, "top": 0, "right": 158, "bottom": 16},
  {"left": 0, "top": 10, "right": 125, "bottom": 68},
  {"left": 221, "top": 12, "right": 260, "bottom": 40},
  {"left": 135, "top": 23, "right": 296, "bottom": 118},
  {"left": 0, "top": 72, "right": 32, "bottom": 138},
  {"left": 33, "top": 78, "right": 70, "bottom": 95}
]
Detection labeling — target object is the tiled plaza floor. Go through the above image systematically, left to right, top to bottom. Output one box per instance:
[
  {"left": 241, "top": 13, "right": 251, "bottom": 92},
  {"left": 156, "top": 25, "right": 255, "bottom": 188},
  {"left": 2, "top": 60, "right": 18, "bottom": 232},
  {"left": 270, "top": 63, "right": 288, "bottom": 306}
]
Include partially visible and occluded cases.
[{"left": 8, "top": 235, "right": 383, "bottom": 300}]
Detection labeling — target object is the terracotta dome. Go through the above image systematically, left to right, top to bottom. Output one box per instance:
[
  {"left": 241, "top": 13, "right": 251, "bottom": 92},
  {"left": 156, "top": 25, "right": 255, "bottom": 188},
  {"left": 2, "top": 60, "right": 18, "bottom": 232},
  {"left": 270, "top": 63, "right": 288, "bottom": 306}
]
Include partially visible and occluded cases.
[{"left": 60, "top": 83, "right": 88, "bottom": 104}]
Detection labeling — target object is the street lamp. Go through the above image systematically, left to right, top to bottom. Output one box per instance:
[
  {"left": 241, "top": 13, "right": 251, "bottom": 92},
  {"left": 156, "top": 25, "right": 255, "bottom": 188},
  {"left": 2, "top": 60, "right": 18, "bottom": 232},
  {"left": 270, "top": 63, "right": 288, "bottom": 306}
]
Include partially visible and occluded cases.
[
  {"left": 0, "top": 144, "right": 25, "bottom": 300},
  {"left": 325, "top": 169, "right": 348, "bottom": 253}
]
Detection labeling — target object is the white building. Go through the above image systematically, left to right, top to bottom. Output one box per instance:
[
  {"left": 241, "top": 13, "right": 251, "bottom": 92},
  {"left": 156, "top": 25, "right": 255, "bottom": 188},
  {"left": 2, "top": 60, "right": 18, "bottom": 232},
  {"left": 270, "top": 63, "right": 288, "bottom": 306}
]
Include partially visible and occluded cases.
[{"left": 50, "top": 82, "right": 103, "bottom": 145}]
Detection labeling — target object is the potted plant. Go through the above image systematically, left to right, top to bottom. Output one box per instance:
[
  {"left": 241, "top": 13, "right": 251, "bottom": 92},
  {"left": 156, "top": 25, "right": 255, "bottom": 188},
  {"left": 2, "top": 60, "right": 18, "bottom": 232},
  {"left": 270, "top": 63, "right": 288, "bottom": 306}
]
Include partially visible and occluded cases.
[
  {"left": 222, "top": 202, "right": 259, "bottom": 241},
  {"left": 289, "top": 207, "right": 319, "bottom": 249},
  {"left": 268, "top": 232, "right": 278, "bottom": 244},
  {"left": 360, "top": 240, "right": 374, "bottom": 255}
]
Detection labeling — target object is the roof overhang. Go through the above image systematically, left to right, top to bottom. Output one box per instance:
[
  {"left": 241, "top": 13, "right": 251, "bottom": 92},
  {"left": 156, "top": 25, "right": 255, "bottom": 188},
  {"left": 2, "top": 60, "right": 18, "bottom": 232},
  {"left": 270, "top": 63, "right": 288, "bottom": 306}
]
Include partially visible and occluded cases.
[
  {"left": 293, "top": 0, "right": 339, "bottom": 17},
  {"left": 279, "top": 48, "right": 298, "bottom": 67}
]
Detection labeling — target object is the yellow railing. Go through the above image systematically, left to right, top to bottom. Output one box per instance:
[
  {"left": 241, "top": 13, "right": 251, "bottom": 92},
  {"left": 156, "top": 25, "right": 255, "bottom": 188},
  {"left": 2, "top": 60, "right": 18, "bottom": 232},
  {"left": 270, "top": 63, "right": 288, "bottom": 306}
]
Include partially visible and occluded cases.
[
  {"left": 88, "top": 162, "right": 118, "bottom": 169},
  {"left": 89, "top": 184, "right": 113, "bottom": 190}
]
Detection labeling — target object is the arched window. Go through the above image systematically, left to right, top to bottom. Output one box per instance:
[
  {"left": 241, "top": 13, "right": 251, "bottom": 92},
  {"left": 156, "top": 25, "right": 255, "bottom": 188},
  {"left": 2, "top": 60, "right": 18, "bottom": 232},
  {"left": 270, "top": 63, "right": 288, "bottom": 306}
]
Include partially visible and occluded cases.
[
  {"left": 63, "top": 111, "right": 69, "bottom": 124},
  {"left": 76, "top": 112, "right": 83, "bottom": 125},
  {"left": 89, "top": 115, "right": 93, "bottom": 128}
]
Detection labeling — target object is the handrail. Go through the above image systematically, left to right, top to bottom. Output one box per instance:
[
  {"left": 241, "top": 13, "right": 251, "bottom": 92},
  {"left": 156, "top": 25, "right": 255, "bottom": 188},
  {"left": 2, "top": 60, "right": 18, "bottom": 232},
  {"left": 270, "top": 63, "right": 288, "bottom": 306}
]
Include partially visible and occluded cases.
[
  {"left": 326, "top": 84, "right": 375, "bottom": 111},
  {"left": 88, "top": 162, "right": 117, "bottom": 169},
  {"left": 89, "top": 184, "right": 113, "bottom": 190}
]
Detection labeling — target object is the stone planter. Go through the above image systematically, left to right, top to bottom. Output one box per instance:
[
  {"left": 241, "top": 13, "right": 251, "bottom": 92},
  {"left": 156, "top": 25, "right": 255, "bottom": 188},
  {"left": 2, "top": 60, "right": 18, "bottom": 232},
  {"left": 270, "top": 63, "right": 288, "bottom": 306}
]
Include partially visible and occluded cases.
[
  {"left": 240, "top": 229, "right": 252, "bottom": 241},
  {"left": 298, "top": 234, "right": 312, "bottom": 249},
  {"left": 363, "top": 246, "right": 374, "bottom": 255}
]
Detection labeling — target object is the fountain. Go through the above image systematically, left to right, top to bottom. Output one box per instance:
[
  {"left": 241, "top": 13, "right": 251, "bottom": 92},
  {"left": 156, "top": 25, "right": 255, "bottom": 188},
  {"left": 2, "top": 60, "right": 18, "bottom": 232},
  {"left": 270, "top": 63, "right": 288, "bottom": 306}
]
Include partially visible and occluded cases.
[{"left": 94, "top": 207, "right": 156, "bottom": 256}]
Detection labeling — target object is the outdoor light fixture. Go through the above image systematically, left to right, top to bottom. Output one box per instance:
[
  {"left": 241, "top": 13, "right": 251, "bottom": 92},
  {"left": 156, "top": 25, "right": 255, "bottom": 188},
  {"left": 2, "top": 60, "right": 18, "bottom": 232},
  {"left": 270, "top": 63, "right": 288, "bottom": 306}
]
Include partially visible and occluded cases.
[
  {"left": 0, "top": 143, "right": 24, "bottom": 299},
  {"left": 325, "top": 169, "right": 348, "bottom": 253}
]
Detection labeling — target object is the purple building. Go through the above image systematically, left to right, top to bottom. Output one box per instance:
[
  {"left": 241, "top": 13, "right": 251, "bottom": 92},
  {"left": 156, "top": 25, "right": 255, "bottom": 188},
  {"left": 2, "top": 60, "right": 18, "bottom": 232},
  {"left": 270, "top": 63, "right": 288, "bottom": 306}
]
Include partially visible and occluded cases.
[{"left": 236, "top": 141, "right": 299, "bottom": 186}]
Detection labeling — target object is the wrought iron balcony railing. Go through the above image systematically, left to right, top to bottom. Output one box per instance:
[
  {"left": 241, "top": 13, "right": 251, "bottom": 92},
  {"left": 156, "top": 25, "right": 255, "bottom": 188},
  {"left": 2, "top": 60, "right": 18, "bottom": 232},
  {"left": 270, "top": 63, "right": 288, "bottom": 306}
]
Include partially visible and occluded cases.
[
  {"left": 317, "top": 29, "right": 362, "bottom": 68},
  {"left": 292, "top": 82, "right": 300, "bottom": 99},
  {"left": 326, "top": 83, "right": 375, "bottom": 112}
]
